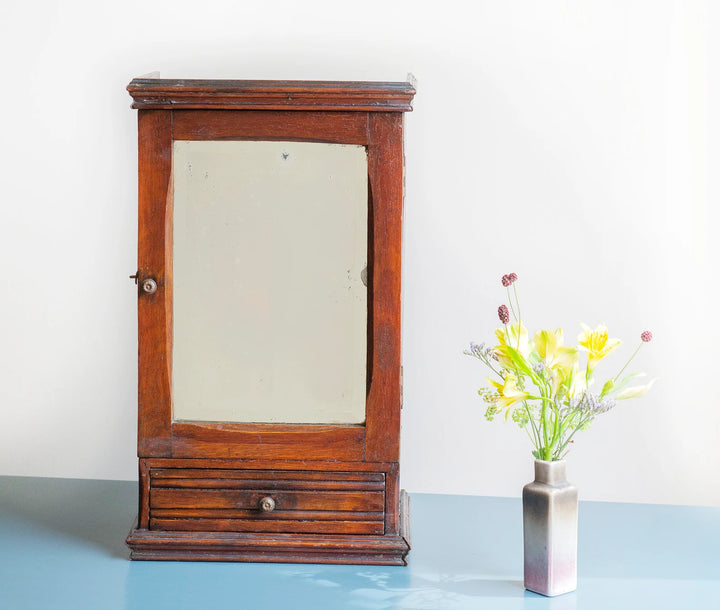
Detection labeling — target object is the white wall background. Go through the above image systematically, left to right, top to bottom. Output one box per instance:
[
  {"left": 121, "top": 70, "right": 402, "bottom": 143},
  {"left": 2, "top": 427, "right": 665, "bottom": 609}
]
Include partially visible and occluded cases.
[{"left": 1, "top": 0, "right": 718, "bottom": 507}]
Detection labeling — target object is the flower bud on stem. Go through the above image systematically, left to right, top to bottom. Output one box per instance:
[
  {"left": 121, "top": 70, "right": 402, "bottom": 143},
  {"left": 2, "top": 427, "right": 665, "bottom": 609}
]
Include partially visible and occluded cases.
[{"left": 614, "top": 331, "right": 652, "bottom": 382}]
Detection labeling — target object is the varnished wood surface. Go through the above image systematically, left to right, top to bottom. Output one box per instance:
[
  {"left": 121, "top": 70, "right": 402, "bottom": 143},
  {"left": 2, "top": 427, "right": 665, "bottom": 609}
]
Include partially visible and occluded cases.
[
  {"left": 127, "top": 79, "right": 415, "bottom": 111},
  {"left": 131, "top": 79, "right": 414, "bottom": 562},
  {"left": 135, "top": 102, "right": 407, "bottom": 464},
  {"left": 136, "top": 110, "right": 173, "bottom": 457},
  {"left": 173, "top": 110, "right": 368, "bottom": 143},
  {"left": 364, "top": 113, "right": 404, "bottom": 463},
  {"left": 170, "top": 422, "right": 365, "bottom": 461},
  {"left": 144, "top": 458, "right": 396, "bottom": 472},
  {"left": 138, "top": 460, "right": 150, "bottom": 529},
  {"left": 134, "top": 461, "right": 406, "bottom": 550},
  {"left": 136, "top": 461, "right": 400, "bottom": 534},
  {"left": 384, "top": 463, "right": 401, "bottom": 534},
  {"left": 148, "top": 467, "right": 386, "bottom": 535},
  {"left": 151, "top": 468, "right": 384, "bottom": 485},
  {"left": 151, "top": 468, "right": 385, "bottom": 491},
  {"left": 151, "top": 489, "right": 384, "bottom": 512},
  {"left": 128, "top": 491, "right": 411, "bottom": 565},
  {"left": 151, "top": 509, "right": 383, "bottom": 521},
  {"left": 149, "top": 518, "right": 385, "bottom": 535}
]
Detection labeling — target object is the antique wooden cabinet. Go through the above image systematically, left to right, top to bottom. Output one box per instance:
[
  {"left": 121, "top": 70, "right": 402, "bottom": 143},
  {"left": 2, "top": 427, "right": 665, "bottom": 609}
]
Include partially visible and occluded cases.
[{"left": 125, "top": 78, "right": 415, "bottom": 564}]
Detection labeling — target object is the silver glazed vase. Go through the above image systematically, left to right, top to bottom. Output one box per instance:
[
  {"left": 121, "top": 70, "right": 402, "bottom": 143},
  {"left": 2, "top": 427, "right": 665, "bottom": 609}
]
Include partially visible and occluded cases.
[{"left": 523, "top": 459, "right": 578, "bottom": 596}]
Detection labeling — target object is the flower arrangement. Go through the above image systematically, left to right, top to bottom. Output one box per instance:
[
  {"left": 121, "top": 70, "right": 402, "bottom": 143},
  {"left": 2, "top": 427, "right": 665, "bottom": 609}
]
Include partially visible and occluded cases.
[{"left": 465, "top": 274, "right": 653, "bottom": 461}]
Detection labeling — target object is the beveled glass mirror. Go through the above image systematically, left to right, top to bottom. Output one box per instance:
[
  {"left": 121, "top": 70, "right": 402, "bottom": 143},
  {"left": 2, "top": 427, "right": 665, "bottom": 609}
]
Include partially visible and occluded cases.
[{"left": 172, "top": 140, "right": 368, "bottom": 424}]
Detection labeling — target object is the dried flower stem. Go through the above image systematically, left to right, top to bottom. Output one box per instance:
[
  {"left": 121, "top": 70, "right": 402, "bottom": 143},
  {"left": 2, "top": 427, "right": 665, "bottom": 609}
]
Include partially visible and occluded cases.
[{"left": 614, "top": 343, "right": 643, "bottom": 383}]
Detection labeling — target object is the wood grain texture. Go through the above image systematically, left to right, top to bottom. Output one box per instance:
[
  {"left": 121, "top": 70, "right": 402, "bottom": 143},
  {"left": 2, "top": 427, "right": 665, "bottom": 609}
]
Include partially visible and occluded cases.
[
  {"left": 127, "top": 79, "right": 415, "bottom": 112},
  {"left": 129, "top": 79, "right": 415, "bottom": 563},
  {"left": 137, "top": 110, "right": 173, "bottom": 457},
  {"left": 173, "top": 110, "right": 368, "bottom": 143},
  {"left": 364, "top": 113, "right": 404, "bottom": 463},
  {"left": 170, "top": 423, "right": 365, "bottom": 461},
  {"left": 144, "top": 458, "right": 396, "bottom": 472},
  {"left": 138, "top": 460, "right": 151, "bottom": 529},
  {"left": 384, "top": 463, "right": 400, "bottom": 534},
  {"left": 140, "top": 464, "right": 394, "bottom": 538},
  {"left": 147, "top": 466, "right": 386, "bottom": 536},
  {"left": 151, "top": 468, "right": 384, "bottom": 483},
  {"left": 151, "top": 479, "right": 383, "bottom": 491},
  {"left": 151, "top": 489, "right": 384, "bottom": 511},
  {"left": 151, "top": 509, "right": 383, "bottom": 521},
  {"left": 149, "top": 518, "right": 384, "bottom": 535},
  {"left": 126, "top": 527, "right": 410, "bottom": 565}
]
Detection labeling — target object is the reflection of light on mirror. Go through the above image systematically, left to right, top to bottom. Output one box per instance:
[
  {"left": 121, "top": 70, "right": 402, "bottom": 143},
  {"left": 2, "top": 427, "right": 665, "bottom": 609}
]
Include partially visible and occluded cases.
[{"left": 172, "top": 140, "right": 368, "bottom": 424}]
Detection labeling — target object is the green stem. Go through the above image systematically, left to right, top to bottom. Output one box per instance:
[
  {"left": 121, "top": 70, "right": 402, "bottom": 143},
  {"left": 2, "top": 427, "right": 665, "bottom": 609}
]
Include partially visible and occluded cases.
[
  {"left": 510, "top": 284, "right": 522, "bottom": 351},
  {"left": 506, "top": 287, "right": 519, "bottom": 322},
  {"left": 614, "top": 343, "right": 643, "bottom": 383},
  {"left": 476, "top": 351, "right": 504, "bottom": 379},
  {"left": 486, "top": 363, "right": 504, "bottom": 379},
  {"left": 539, "top": 390, "right": 550, "bottom": 454},
  {"left": 550, "top": 400, "right": 562, "bottom": 458},
  {"left": 525, "top": 401, "right": 542, "bottom": 451},
  {"left": 520, "top": 403, "right": 540, "bottom": 450},
  {"left": 555, "top": 414, "right": 594, "bottom": 456},
  {"left": 522, "top": 422, "right": 535, "bottom": 445}
]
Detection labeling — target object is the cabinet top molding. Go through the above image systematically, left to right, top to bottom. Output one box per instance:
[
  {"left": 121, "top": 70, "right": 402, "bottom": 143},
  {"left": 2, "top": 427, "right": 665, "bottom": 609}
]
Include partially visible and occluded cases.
[{"left": 127, "top": 79, "right": 416, "bottom": 112}]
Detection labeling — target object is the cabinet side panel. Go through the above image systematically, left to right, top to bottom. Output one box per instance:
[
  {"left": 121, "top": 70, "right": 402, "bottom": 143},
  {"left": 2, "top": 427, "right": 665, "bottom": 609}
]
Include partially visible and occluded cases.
[
  {"left": 137, "top": 109, "right": 173, "bottom": 456},
  {"left": 364, "top": 113, "right": 403, "bottom": 462},
  {"left": 138, "top": 459, "right": 151, "bottom": 528},
  {"left": 384, "top": 463, "right": 399, "bottom": 534}
]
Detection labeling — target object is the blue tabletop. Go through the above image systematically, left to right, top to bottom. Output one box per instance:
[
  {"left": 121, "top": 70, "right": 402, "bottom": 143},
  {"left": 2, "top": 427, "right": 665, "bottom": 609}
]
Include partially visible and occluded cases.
[{"left": 0, "top": 476, "right": 718, "bottom": 609}]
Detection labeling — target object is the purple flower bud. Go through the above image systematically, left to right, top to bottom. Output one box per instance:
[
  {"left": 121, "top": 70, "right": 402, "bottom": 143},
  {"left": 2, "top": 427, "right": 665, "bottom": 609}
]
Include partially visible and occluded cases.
[
  {"left": 501, "top": 273, "right": 518, "bottom": 287},
  {"left": 498, "top": 304, "right": 510, "bottom": 324},
  {"left": 641, "top": 330, "right": 653, "bottom": 343}
]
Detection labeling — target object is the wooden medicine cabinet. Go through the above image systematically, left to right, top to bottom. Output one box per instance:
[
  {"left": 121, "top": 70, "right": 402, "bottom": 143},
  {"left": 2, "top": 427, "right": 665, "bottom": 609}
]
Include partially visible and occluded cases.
[{"left": 125, "top": 78, "right": 415, "bottom": 564}]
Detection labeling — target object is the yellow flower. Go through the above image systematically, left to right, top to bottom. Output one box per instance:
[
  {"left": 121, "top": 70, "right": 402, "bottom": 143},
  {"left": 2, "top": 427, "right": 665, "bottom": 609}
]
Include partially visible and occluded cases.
[
  {"left": 494, "top": 322, "right": 531, "bottom": 369},
  {"left": 578, "top": 323, "right": 621, "bottom": 372},
  {"left": 534, "top": 328, "right": 578, "bottom": 374},
  {"left": 534, "top": 328, "right": 579, "bottom": 394},
  {"left": 567, "top": 362, "right": 586, "bottom": 398},
  {"left": 489, "top": 372, "right": 532, "bottom": 414}
]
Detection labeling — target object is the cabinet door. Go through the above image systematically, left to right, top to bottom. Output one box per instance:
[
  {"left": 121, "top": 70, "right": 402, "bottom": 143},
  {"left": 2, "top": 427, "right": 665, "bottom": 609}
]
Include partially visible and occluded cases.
[{"left": 136, "top": 110, "right": 403, "bottom": 463}]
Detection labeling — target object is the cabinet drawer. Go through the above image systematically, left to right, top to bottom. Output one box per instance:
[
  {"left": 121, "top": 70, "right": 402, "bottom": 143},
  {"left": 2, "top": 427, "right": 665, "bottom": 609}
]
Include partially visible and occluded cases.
[{"left": 149, "top": 468, "right": 385, "bottom": 535}]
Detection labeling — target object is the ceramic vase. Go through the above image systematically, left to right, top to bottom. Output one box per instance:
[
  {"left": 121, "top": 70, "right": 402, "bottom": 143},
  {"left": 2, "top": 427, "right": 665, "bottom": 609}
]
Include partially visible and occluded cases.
[{"left": 522, "top": 459, "right": 578, "bottom": 596}]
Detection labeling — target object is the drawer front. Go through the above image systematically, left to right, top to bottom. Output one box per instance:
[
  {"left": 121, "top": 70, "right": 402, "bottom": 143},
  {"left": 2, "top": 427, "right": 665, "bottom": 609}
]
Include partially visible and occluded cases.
[{"left": 149, "top": 468, "right": 385, "bottom": 535}]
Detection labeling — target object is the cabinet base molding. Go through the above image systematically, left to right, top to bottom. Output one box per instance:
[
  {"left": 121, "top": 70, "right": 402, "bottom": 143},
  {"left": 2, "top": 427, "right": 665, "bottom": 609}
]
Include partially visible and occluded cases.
[{"left": 127, "top": 490, "right": 411, "bottom": 566}]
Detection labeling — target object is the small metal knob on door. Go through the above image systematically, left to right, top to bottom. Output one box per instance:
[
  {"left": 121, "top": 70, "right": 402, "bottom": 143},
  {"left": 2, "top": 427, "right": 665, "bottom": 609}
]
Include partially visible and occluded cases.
[
  {"left": 141, "top": 278, "right": 157, "bottom": 294},
  {"left": 259, "top": 496, "right": 276, "bottom": 512}
]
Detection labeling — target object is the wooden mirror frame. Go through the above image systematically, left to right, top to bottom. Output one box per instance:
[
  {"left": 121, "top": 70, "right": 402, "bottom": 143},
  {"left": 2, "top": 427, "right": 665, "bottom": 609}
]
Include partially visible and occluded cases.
[{"left": 125, "top": 79, "right": 415, "bottom": 565}]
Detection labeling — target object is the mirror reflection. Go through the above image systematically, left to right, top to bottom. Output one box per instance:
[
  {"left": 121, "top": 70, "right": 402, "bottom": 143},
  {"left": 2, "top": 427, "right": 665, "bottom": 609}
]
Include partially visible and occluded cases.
[{"left": 172, "top": 140, "right": 368, "bottom": 424}]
